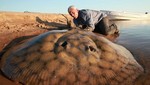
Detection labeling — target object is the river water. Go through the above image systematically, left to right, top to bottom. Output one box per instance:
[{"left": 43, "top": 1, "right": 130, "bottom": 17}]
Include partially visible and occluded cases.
[{"left": 115, "top": 20, "right": 150, "bottom": 84}]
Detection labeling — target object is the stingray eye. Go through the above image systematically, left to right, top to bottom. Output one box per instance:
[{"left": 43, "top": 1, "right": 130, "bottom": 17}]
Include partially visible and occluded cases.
[
  {"left": 61, "top": 41, "right": 68, "bottom": 48},
  {"left": 86, "top": 46, "right": 96, "bottom": 52},
  {"left": 89, "top": 46, "right": 96, "bottom": 52}
]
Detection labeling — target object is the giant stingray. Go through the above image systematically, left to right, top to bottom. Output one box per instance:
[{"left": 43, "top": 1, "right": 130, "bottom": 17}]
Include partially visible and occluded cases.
[{"left": 0, "top": 29, "right": 143, "bottom": 85}]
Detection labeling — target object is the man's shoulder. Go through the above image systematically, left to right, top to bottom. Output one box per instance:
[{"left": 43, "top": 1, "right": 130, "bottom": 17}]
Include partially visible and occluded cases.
[
  {"left": 79, "top": 9, "right": 88, "bottom": 14},
  {"left": 79, "top": 9, "right": 93, "bottom": 16},
  {"left": 80, "top": 9, "right": 101, "bottom": 14},
  {"left": 80, "top": 9, "right": 93, "bottom": 13}
]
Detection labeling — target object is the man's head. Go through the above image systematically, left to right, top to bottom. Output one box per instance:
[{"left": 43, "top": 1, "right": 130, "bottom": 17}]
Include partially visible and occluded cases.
[{"left": 68, "top": 5, "right": 79, "bottom": 19}]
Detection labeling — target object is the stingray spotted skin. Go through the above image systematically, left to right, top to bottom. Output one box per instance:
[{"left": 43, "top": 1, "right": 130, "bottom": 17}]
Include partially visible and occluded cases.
[{"left": 1, "top": 29, "right": 143, "bottom": 85}]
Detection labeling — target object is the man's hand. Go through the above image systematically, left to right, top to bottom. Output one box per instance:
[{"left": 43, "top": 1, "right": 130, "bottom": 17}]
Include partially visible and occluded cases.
[
  {"left": 76, "top": 25, "right": 94, "bottom": 31},
  {"left": 83, "top": 27, "right": 94, "bottom": 31}
]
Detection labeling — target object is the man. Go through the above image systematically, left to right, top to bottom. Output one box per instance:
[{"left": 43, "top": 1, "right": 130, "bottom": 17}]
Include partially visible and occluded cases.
[{"left": 68, "top": 5, "right": 119, "bottom": 35}]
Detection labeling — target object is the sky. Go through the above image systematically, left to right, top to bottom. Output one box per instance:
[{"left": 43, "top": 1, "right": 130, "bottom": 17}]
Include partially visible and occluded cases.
[{"left": 0, "top": 0, "right": 150, "bottom": 14}]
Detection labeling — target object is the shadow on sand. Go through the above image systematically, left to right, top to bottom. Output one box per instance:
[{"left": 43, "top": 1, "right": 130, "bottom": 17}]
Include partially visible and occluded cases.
[{"left": 36, "top": 16, "right": 69, "bottom": 30}]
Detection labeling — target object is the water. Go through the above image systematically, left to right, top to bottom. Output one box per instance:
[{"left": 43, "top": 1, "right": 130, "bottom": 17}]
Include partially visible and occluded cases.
[{"left": 115, "top": 20, "right": 150, "bottom": 84}]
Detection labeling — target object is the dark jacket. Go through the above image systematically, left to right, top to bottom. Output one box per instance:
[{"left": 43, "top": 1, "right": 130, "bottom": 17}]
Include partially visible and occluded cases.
[{"left": 73, "top": 9, "right": 107, "bottom": 30}]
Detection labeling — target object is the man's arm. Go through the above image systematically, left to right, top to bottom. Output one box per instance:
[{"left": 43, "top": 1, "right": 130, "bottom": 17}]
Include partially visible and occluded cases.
[
  {"left": 73, "top": 10, "right": 94, "bottom": 31},
  {"left": 83, "top": 11, "right": 95, "bottom": 31},
  {"left": 73, "top": 19, "right": 79, "bottom": 27},
  {"left": 73, "top": 19, "right": 83, "bottom": 29}
]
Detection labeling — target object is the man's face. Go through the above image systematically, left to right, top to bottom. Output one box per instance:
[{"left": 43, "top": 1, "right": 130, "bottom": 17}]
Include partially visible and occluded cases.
[{"left": 69, "top": 8, "right": 78, "bottom": 19}]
